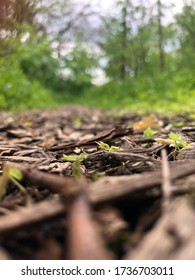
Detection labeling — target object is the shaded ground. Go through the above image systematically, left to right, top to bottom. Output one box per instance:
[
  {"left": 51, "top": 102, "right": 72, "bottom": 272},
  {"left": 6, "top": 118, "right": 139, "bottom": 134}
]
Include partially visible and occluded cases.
[{"left": 0, "top": 106, "right": 195, "bottom": 260}]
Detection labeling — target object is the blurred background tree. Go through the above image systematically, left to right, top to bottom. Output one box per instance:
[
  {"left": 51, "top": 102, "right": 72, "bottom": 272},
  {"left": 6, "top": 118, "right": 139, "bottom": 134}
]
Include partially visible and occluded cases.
[{"left": 0, "top": 0, "right": 195, "bottom": 112}]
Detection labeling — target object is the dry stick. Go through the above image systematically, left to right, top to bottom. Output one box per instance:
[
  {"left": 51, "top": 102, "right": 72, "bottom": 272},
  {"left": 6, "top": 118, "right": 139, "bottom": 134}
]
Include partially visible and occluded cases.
[
  {"left": 161, "top": 149, "right": 172, "bottom": 211},
  {"left": 0, "top": 156, "right": 40, "bottom": 163},
  {"left": 88, "top": 160, "right": 195, "bottom": 205},
  {"left": 66, "top": 184, "right": 111, "bottom": 260},
  {"left": 0, "top": 198, "right": 64, "bottom": 236}
]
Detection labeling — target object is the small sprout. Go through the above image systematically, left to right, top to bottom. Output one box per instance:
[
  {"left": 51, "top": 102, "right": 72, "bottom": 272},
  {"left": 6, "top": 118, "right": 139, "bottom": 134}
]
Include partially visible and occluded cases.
[
  {"left": 72, "top": 118, "right": 82, "bottom": 126},
  {"left": 175, "top": 121, "right": 184, "bottom": 127},
  {"left": 143, "top": 127, "right": 158, "bottom": 138},
  {"left": 155, "top": 132, "right": 191, "bottom": 158},
  {"left": 168, "top": 132, "right": 191, "bottom": 150},
  {"left": 96, "top": 141, "right": 123, "bottom": 152},
  {"left": 63, "top": 153, "right": 87, "bottom": 178},
  {"left": 63, "top": 153, "right": 87, "bottom": 162},
  {"left": 0, "top": 166, "right": 27, "bottom": 200},
  {"left": 0, "top": 166, "right": 10, "bottom": 199},
  {"left": 9, "top": 168, "right": 23, "bottom": 181},
  {"left": 9, "top": 168, "right": 27, "bottom": 195}
]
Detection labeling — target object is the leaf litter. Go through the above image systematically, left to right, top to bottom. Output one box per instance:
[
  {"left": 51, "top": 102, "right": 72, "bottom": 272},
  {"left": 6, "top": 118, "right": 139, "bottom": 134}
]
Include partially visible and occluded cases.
[{"left": 0, "top": 106, "right": 195, "bottom": 259}]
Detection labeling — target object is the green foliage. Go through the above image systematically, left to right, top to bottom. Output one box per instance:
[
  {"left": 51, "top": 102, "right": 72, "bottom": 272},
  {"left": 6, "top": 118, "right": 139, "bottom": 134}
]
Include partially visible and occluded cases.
[
  {"left": 0, "top": 0, "right": 195, "bottom": 113},
  {"left": 175, "top": 4, "right": 195, "bottom": 70},
  {"left": 0, "top": 32, "right": 58, "bottom": 111},
  {"left": 19, "top": 40, "right": 65, "bottom": 92},
  {"left": 62, "top": 45, "right": 97, "bottom": 93},
  {"left": 0, "top": 54, "right": 54, "bottom": 111},
  {"left": 76, "top": 68, "right": 195, "bottom": 114},
  {"left": 72, "top": 118, "right": 82, "bottom": 126},
  {"left": 143, "top": 127, "right": 158, "bottom": 138},
  {"left": 155, "top": 132, "right": 191, "bottom": 155},
  {"left": 168, "top": 132, "right": 191, "bottom": 151},
  {"left": 96, "top": 141, "right": 123, "bottom": 152},
  {"left": 63, "top": 153, "right": 87, "bottom": 178},
  {"left": 63, "top": 153, "right": 87, "bottom": 162},
  {"left": 0, "top": 166, "right": 27, "bottom": 200},
  {"left": 0, "top": 166, "right": 10, "bottom": 199},
  {"left": 9, "top": 168, "right": 23, "bottom": 181}
]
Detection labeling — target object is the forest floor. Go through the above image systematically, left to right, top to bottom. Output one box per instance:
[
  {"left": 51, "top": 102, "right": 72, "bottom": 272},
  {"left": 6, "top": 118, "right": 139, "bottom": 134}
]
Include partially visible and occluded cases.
[{"left": 0, "top": 105, "right": 195, "bottom": 260}]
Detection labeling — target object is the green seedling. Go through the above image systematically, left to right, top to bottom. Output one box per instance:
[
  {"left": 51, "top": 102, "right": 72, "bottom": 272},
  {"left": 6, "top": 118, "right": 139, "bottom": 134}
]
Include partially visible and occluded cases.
[
  {"left": 72, "top": 118, "right": 82, "bottom": 126},
  {"left": 175, "top": 121, "right": 184, "bottom": 127},
  {"left": 143, "top": 127, "right": 158, "bottom": 138},
  {"left": 155, "top": 132, "right": 191, "bottom": 157},
  {"left": 168, "top": 132, "right": 191, "bottom": 150},
  {"left": 96, "top": 141, "right": 123, "bottom": 152},
  {"left": 63, "top": 153, "right": 87, "bottom": 178},
  {"left": 0, "top": 166, "right": 27, "bottom": 200},
  {"left": 9, "top": 168, "right": 27, "bottom": 195}
]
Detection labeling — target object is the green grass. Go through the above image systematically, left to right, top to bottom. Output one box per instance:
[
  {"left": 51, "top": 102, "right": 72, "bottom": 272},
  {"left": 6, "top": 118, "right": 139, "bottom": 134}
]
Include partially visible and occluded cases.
[
  {"left": 1, "top": 65, "right": 195, "bottom": 114},
  {"left": 51, "top": 70, "right": 195, "bottom": 115},
  {"left": 56, "top": 79, "right": 195, "bottom": 115}
]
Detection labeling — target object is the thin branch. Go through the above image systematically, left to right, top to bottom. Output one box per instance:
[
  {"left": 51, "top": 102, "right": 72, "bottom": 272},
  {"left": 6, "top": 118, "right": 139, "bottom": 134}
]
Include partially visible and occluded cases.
[
  {"left": 161, "top": 149, "right": 172, "bottom": 211},
  {"left": 66, "top": 188, "right": 111, "bottom": 260},
  {"left": 0, "top": 197, "right": 64, "bottom": 236}
]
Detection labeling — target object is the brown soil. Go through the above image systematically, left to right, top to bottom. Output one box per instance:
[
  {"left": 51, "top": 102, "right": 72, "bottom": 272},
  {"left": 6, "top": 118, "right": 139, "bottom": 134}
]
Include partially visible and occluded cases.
[{"left": 0, "top": 105, "right": 195, "bottom": 260}]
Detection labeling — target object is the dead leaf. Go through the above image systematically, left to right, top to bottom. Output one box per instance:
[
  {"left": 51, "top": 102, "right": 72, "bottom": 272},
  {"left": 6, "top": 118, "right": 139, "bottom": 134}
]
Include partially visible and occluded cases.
[{"left": 133, "top": 114, "right": 162, "bottom": 131}]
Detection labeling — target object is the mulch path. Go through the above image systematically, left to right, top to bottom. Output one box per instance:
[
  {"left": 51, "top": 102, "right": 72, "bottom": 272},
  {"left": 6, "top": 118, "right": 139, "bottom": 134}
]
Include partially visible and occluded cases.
[{"left": 0, "top": 105, "right": 195, "bottom": 260}]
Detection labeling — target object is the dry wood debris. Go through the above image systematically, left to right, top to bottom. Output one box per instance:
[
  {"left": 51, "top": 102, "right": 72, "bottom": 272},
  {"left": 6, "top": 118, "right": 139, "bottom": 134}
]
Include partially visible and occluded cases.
[{"left": 0, "top": 106, "right": 195, "bottom": 259}]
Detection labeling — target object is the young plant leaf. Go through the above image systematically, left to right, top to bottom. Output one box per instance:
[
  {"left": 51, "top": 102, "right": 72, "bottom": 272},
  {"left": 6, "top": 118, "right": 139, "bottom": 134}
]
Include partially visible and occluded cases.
[
  {"left": 72, "top": 118, "right": 82, "bottom": 126},
  {"left": 143, "top": 127, "right": 158, "bottom": 138},
  {"left": 155, "top": 132, "right": 191, "bottom": 155},
  {"left": 168, "top": 132, "right": 191, "bottom": 150},
  {"left": 96, "top": 141, "right": 123, "bottom": 152},
  {"left": 96, "top": 141, "right": 110, "bottom": 151},
  {"left": 109, "top": 145, "right": 123, "bottom": 152},
  {"left": 63, "top": 153, "right": 87, "bottom": 178},
  {"left": 63, "top": 153, "right": 87, "bottom": 162},
  {"left": 63, "top": 154, "right": 80, "bottom": 162},
  {"left": 0, "top": 166, "right": 10, "bottom": 199},
  {"left": 0, "top": 166, "right": 27, "bottom": 199},
  {"left": 9, "top": 167, "right": 27, "bottom": 195},
  {"left": 9, "top": 168, "right": 23, "bottom": 181}
]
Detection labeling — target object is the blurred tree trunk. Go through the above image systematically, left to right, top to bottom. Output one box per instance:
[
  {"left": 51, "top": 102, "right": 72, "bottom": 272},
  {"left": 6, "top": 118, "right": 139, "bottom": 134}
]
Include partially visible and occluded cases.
[
  {"left": 0, "top": 0, "right": 37, "bottom": 38},
  {"left": 120, "top": 0, "right": 128, "bottom": 80},
  {"left": 157, "top": 0, "right": 165, "bottom": 71}
]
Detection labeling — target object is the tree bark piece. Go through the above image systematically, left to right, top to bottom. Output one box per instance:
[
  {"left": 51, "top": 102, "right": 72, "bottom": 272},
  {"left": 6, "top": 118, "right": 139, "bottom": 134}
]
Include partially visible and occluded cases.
[
  {"left": 89, "top": 160, "right": 195, "bottom": 205},
  {"left": 66, "top": 188, "right": 111, "bottom": 260},
  {"left": 0, "top": 198, "right": 64, "bottom": 236},
  {"left": 125, "top": 198, "right": 195, "bottom": 260}
]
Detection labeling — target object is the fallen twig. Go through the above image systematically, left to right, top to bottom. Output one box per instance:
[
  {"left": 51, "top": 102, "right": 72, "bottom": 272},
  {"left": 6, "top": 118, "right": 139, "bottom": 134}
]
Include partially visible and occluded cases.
[
  {"left": 161, "top": 149, "right": 172, "bottom": 211},
  {"left": 89, "top": 160, "right": 195, "bottom": 205},
  {"left": 66, "top": 187, "right": 111, "bottom": 260},
  {"left": 0, "top": 197, "right": 64, "bottom": 236}
]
